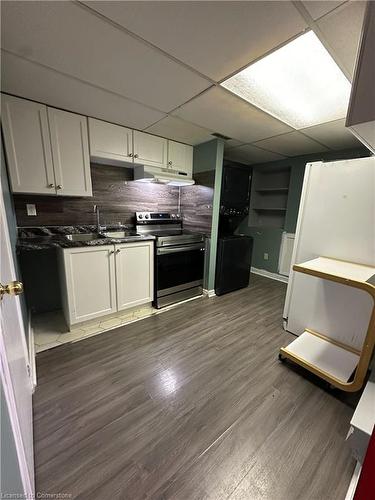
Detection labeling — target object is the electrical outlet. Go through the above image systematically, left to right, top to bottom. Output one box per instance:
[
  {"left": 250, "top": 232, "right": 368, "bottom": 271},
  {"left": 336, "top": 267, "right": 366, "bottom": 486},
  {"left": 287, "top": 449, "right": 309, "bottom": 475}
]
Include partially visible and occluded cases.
[
  {"left": 26, "top": 204, "right": 37, "bottom": 216},
  {"left": 263, "top": 252, "right": 269, "bottom": 261}
]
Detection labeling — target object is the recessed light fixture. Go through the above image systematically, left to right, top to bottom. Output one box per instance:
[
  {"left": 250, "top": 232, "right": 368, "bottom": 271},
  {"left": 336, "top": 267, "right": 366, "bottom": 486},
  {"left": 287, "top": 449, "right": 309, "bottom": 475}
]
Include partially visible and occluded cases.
[{"left": 221, "top": 31, "right": 351, "bottom": 129}]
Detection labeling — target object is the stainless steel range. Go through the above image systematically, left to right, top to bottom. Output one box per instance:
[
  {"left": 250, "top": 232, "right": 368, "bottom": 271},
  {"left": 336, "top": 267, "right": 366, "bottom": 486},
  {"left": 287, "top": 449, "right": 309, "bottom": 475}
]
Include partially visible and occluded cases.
[{"left": 136, "top": 212, "right": 205, "bottom": 308}]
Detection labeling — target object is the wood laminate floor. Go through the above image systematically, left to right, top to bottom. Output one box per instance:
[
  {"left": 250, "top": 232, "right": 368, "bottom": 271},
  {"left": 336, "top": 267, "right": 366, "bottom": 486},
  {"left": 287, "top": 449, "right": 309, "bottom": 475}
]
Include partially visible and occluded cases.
[{"left": 34, "top": 275, "right": 356, "bottom": 500}]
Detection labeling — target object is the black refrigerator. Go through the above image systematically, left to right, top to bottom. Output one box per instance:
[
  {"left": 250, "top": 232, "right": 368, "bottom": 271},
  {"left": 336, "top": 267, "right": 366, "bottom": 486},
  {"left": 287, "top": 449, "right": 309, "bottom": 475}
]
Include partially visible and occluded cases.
[
  {"left": 215, "top": 164, "right": 253, "bottom": 296},
  {"left": 215, "top": 235, "right": 253, "bottom": 296}
]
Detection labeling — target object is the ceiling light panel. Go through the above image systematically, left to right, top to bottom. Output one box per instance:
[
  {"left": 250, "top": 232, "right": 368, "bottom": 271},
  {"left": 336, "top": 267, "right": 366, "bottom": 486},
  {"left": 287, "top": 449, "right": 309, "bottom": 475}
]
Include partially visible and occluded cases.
[{"left": 221, "top": 31, "right": 351, "bottom": 129}]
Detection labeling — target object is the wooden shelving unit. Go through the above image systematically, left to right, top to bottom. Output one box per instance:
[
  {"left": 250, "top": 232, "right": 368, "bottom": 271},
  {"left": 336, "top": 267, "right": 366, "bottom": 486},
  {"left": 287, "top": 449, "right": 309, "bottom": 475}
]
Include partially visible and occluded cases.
[
  {"left": 249, "top": 166, "right": 291, "bottom": 228},
  {"left": 280, "top": 257, "right": 375, "bottom": 392}
]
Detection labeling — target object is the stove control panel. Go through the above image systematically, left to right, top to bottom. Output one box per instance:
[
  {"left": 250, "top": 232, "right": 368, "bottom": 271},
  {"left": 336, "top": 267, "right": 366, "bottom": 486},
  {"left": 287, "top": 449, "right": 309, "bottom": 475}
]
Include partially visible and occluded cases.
[{"left": 136, "top": 212, "right": 181, "bottom": 223}]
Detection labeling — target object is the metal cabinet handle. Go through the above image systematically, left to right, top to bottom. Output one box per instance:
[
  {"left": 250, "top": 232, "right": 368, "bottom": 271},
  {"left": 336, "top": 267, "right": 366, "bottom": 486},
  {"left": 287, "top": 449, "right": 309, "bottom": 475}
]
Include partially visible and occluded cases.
[
  {"left": 128, "top": 153, "right": 133, "bottom": 157},
  {"left": 134, "top": 154, "right": 139, "bottom": 159},
  {"left": 168, "top": 161, "right": 172, "bottom": 166},
  {"left": 48, "top": 183, "right": 54, "bottom": 188},
  {"left": 57, "top": 184, "right": 63, "bottom": 189},
  {"left": 116, "top": 249, "right": 121, "bottom": 253},
  {"left": 109, "top": 250, "right": 115, "bottom": 254}
]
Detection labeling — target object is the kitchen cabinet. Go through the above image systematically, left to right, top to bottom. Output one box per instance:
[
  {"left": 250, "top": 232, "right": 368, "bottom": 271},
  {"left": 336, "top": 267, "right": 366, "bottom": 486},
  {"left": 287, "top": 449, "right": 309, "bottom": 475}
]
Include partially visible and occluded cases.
[
  {"left": 346, "top": 2, "right": 375, "bottom": 153},
  {"left": 1, "top": 94, "right": 92, "bottom": 196},
  {"left": 1, "top": 94, "right": 56, "bottom": 194},
  {"left": 48, "top": 108, "right": 92, "bottom": 196},
  {"left": 88, "top": 117, "right": 133, "bottom": 165},
  {"left": 133, "top": 130, "right": 168, "bottom": 169},
  {"left": 167, "top": 140, "right": 193, "bottom": 176},
  {"left": 59, "top": 241, "right": 154, "bottom": 328},
  {"left": 115, "top": 241, "right": 154, "bottom": 311},
  {"left": 59, "top": 246, "right": 117, "bottom": 326}
]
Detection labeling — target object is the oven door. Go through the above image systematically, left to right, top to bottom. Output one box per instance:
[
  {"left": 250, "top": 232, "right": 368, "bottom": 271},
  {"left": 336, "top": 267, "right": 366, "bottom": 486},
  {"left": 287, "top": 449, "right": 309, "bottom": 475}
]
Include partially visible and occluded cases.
[{"left": 156, "top": 243, "right": 205, "bottom": 304}]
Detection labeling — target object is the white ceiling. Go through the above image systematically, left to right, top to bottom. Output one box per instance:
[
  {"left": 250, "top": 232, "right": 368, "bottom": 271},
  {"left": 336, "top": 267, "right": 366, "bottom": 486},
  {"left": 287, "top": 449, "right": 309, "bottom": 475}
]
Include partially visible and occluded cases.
[{"left": 1, "top": 0, "right": 366, "bottom": 164}]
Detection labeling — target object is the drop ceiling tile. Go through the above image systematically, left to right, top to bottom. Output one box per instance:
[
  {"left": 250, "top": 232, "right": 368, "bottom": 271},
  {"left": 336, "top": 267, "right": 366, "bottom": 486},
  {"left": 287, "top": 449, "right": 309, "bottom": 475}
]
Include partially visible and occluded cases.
[
  {"left": 1, "top": 1, "right": 211, "bottom": 112},
  {"left": 84, "top": 1, "right": 307, "bottom": 81},
  {"left": 302, "top": 1, "right": 346, "bottom": 20},
  {"left": 317, "top": 1, "right": 366, "bottom": 79},
  {"left": 1, "top": 51, "right": 165, "bottom": 130},
  {"left": 173, "top": 87, "right": 293, "bottom": 144},
  {"left": 145, "top": 116, "right": 213, "bottom": 145},
  {"left": 301, "top": 119, "right": 362, "bottom": 149},
  {"left": 254, "top": 131, "right": 329, "bottom": 156},
  {"left": 225, "top": 139, "right": 245, "bottom": 150},
  {"left": 225, "top": 144, "right": 286, "bottom": 165}
]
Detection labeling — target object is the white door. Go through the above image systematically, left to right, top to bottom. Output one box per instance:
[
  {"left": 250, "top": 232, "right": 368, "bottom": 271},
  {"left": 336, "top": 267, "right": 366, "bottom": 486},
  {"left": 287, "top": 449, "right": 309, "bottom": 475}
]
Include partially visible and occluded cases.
[
  {"left": 1, "top": 94, "right": 55, "bottom": 195},
  {"left": 48, "top": 108, "right": 92, "bottom": 197},
  {"left": 88, "top": 118, "right": 134, "bottom": 164},
  {"left": 133, "top": 131, "right": 167, "bottom": 169},
  {"left": 168, "top": 141, "right": 193, "bottom": 175},
  {"left": 0, "top": 177, "right": 34, "bottom": 495},
  {"left": 115, "top": 242, "right": 154, "bottom": 311},
  {"left": 62, "top": 246, "right": 117, "bottom": 325}
]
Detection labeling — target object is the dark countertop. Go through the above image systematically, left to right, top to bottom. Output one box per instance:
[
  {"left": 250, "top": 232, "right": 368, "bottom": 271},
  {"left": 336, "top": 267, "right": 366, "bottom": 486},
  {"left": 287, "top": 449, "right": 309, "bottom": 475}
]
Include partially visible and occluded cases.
[{"left": 17, "top": 225, "right": 155, "bottom": 252}]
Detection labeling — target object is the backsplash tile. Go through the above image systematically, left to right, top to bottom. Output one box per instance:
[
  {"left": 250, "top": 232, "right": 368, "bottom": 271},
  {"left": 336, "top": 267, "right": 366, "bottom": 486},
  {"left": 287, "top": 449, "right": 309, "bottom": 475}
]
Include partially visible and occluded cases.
[{"left": 13, "top": 164, "right": 179, "bottom": 227}]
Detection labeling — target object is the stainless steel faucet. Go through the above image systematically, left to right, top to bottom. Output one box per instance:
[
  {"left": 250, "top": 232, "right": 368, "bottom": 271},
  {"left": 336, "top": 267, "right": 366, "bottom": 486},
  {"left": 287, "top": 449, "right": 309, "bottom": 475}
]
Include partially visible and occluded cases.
[{"left": 94, "top": 205, "right": 104, "bottom": 232}]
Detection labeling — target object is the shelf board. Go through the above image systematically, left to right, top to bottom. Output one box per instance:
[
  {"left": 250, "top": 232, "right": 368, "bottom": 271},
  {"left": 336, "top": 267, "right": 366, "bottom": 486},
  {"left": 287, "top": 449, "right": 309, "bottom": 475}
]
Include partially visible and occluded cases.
[
  {"left": 255, "top": 187, "right": 289, "bottom": 193},
  {"left": 252, "top": 207, "right": 287, "bottom": 211},
  {"left": 293, "top": 257, "right": 375, "bottom": 288},
  {"left": 281, "top": 330, "right": 360, "bottom": 383}
]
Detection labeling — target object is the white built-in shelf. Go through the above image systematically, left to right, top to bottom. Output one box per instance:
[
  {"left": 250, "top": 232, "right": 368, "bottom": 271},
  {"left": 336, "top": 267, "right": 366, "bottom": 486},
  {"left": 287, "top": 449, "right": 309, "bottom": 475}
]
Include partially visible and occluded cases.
[
  {"left": 256, "top": 187, "right": 289, "bottom": 193},
  {"left": 253, "top": 207, "right": 287, "bottom": 211},
  {"left": 293, "top": 257, "right": 375, "bottom": 286},
  {"left": 282, "top": 330, "right": 360, "bottom": 382}
]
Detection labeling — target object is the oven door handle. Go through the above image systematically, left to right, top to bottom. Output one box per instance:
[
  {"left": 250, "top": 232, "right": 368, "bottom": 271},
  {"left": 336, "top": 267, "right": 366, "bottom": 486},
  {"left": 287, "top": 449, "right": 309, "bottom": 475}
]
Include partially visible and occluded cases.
[{"left": 157, "top": 243, "right": 205, "bottom": 255}]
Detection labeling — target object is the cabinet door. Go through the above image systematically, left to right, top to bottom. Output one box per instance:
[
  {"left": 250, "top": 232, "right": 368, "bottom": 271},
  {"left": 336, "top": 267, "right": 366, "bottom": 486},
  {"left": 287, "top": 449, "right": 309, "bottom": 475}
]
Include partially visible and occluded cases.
[
  {"left": 1, "top": 94, "right": 56, "bottom": 194},
  {"left": 48, "top": 108, "right": 92, "bottom": 197},
  {"left": 88, "top": 118, "right": 133, "bottom": 164},
  {"left": 133, "top": 131, "right": 167, "bottom": 169},
  {"left": 168, "top": 141, "right": 193, "bottom": 176},
  {"left": 115, "top": 241, "right": 154, "bottom": 311},
  {"left": 62, "top": 246, "right": 116, "bottom": 325}
]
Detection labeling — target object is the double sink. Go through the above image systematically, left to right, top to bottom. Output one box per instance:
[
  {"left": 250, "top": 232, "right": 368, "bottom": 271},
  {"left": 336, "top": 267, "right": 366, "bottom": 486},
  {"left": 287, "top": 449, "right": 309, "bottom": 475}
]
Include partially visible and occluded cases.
[{"left": 66, "top": 230, "right": 138, "bottom": 242}]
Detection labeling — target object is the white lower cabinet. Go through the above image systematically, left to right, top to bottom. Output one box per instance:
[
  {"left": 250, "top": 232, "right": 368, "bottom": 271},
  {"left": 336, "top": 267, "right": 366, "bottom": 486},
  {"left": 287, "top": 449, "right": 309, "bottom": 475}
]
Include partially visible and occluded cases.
[
  {"left": 59, "top": 241, "right": 154, "bottom": 328},
  {"left": 115, "top": 242, "right": 154, "bottom": 311},
  {"left": 59, "top": 246, "right": 117, "bottom": 327}
]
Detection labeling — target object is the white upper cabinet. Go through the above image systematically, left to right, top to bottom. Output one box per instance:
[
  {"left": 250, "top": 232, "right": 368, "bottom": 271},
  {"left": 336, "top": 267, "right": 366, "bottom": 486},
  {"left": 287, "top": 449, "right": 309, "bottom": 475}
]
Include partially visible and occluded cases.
[
  {"left": 1, "top": 94, "right": 56, "bottom": 194},
  {"left": 1, "top": 94, "right": 92, "bottom": 196},
  {"left": 48, "top": 108, "right": 92, "bottom": 197},
  {"left": 88, "top": 117, "right": 134, "bottom": 165},
  {"left": 133, "top": 130, "right": 168, "bottom": 169},
  {"left": 167, "top": 140, "right": 193, "bottom": 176}
]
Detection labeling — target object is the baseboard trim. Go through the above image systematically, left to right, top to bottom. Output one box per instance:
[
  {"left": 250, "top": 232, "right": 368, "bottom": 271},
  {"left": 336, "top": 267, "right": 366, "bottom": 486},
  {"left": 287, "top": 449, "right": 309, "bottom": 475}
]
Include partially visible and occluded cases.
[
  {"left": 251, "top": 267, "right": 289, "bottom": 284},
  {"left": 203, "top": 289, "right": 216, "bottom": 298},
  {"left": 28, "top": 314, "right": 37, "bottom": 392}
]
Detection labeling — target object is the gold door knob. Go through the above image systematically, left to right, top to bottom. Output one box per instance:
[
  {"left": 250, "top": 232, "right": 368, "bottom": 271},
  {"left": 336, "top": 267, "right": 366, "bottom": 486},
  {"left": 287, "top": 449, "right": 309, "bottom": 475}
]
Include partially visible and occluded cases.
[{"left": 0, "top": 281, "right": 23, "bottom": 300}]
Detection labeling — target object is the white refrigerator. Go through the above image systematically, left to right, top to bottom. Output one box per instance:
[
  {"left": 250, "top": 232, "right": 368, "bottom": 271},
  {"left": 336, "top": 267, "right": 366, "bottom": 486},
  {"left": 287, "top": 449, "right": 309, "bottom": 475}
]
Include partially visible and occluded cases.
[{"left": 283, "top": 155, "right": 375, "bottom": 352}]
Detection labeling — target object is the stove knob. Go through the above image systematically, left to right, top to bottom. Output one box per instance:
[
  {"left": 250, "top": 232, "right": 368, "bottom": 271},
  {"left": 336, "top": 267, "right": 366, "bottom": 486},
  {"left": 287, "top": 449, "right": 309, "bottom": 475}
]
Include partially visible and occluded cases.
[
  {"left": 138, "top": 214, "right": 143, "bottom": 219},
  {"left": 145, "top": 214, "right": 149, "bottom": 219},
  {"left": 171, "top": 214, "right": 176, "bottom": 218},
  {"left": 176, "top": 214, "right": 180, "bottom": 218}
]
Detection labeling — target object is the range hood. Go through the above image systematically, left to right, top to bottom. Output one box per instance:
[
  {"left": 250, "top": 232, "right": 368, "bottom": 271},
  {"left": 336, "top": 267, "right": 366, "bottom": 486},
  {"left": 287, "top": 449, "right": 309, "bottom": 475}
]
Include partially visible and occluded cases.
[{"left": 133, "top": 165, "right": 195, "bottom": 186}]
